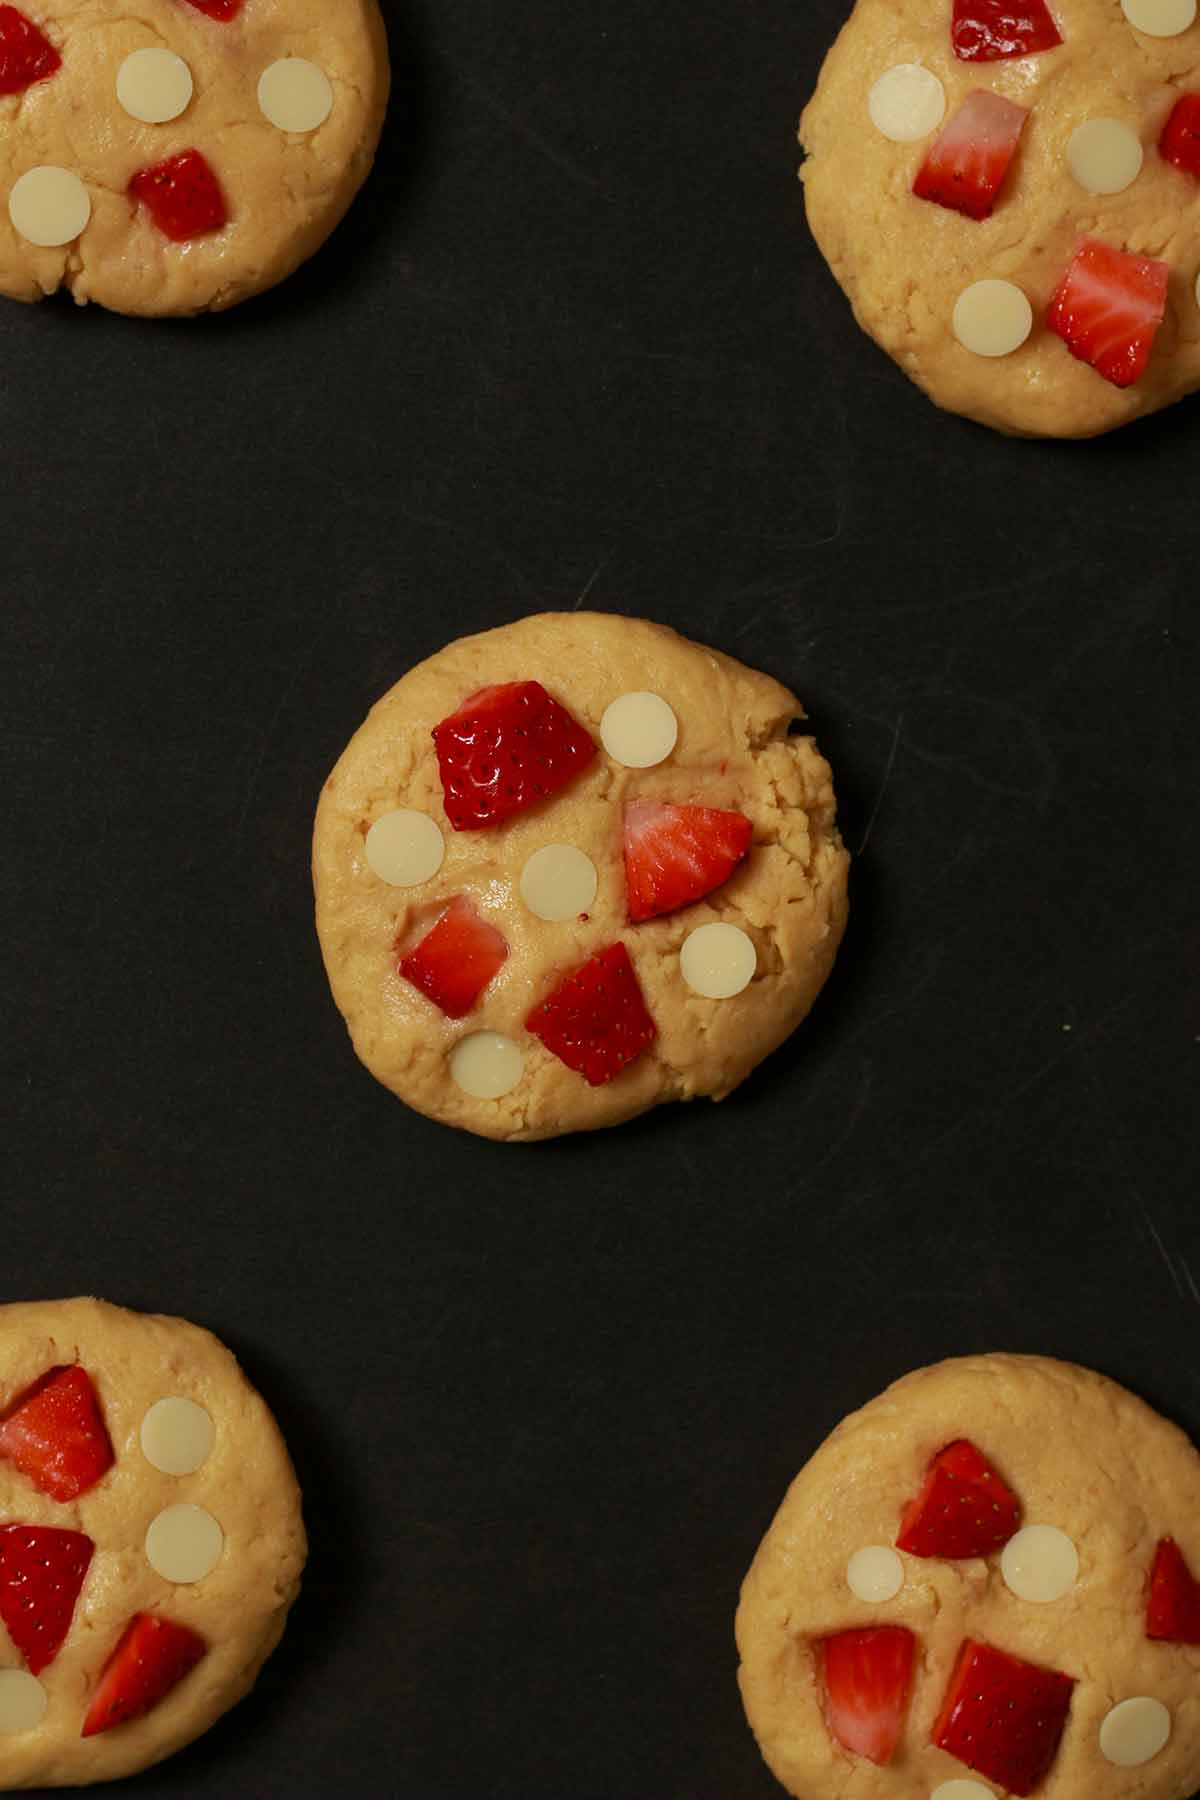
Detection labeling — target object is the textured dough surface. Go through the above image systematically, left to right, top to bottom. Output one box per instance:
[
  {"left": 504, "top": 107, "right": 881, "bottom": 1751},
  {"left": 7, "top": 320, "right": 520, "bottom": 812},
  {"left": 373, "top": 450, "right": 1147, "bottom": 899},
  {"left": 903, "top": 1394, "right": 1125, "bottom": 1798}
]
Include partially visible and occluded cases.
[
  {"left": 0, "top": 0, "right": 389, "bottom": 315},
  {"left": 802, "top": 0, "right": 1200, "bottom": 436},
  {"left": 313, "top": 612, "right": 849, "bottom": 1143},
  {"left": 0, "top": 1297, "right": 305, "bottom": 1787},
  {"left": 737, "top": 1354, "right": 1200, "bottom": 1800}
]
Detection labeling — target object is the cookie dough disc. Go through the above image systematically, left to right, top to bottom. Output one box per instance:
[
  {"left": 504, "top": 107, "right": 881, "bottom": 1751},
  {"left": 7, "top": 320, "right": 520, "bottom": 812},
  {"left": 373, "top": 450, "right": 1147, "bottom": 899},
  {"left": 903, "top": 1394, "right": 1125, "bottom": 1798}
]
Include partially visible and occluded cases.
[
  {"left": 0, "top": 0, "right": 389, "bottom": 316},
  {"left": 801, "top": 0, "right": 1200, "bottom": 435},
  {"left": 313, "top": 612, "right": 849, "bottom": 1142},
  {"left": 0, "top": 1297, "right": 305, "bottom": 1787},
  {"left": 737, "top": 1355, "right": 1200, "bottom": 1800}
]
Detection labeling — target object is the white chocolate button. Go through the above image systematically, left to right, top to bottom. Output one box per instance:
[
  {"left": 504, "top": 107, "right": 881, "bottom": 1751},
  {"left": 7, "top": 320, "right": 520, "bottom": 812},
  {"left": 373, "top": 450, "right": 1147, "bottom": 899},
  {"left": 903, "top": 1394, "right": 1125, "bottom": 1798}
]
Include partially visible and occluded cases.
[
  {"left": 1121, "top": 0, "right": 1196, "bottom": 32},
  {"left": 116, "top": 48, "right": 193, "bottom": 123},
  {"left": 258, "top": 58, "right": 334, "bottom": 133},
  {"left": 868, "top": 64, "right": 946, "bottom": 142},
  {"left": 1066, "top": 119, "right": 1144, "bottom": 194},
  {"left": 8, "top": 167, "right": 90, "bottom": 248},
  {"left": 952, "top": 280, "right": 1033, "bottom": 358},
  {"left": 599, "top": 692, "right": 678, "bottom": 768},
  {"left": 365, "top": 810, "right": 445, "bottom": 887},
  {"left": 519, "top": 845, "right": 598, "bottom": 921},
  {"left": 680, "top": 923, "right": 756, "bottom": 999},
  {"left": 449, "top": 1032, "right": 524, "bottom": 1100},
  {"left": 140, "top": 1397, "right": 215, "bottom": 1476},
  {"left": 145, "top": 1504, "right": 224, "bottom": 1584},
  {"left": 1000, "top": 1524, "right": 1079, "bottom": 1602},
  {"left": 846, "top": 1546, "right": 904, "bottom": 1603},
  {"left": 0, "top": 1670, "right": 47, "bottom": 1734},
  {"left": 1099, "top": 1697, "right": 1171, "bottom": 1766},
  {"left": 931, "top": 1784, "right": 996, "bottom": 1800}
]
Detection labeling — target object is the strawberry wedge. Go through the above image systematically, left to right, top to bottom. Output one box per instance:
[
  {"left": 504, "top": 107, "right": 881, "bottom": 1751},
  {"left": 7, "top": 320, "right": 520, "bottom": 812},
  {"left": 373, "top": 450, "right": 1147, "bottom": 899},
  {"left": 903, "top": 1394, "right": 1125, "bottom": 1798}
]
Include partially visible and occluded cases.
[
  {"left": 952, "top": 0, "right": 1063, "bottom": 61},
  {"left": 0, "top": 5, "right": 60, "bottom": 95},
  {"left": 913, "top": 91, "right": 1028, "bottom": 221},
  {"left": 1160, "top": 93, "right": 1200, "bottom": 180},
  {"left": 1047, "top": 238, "right": 1169, "bottom": 389},
  {"left": 432, "top": 682, "right": 597, "bottom": 832},
  {"left": 623, "top": 800, "right": 752, "bottom": 922},
  {"left": 399, "top": 896, "right": 508, "bottom": 1019},
  {"left": 526, "top": 942, "right": 656, "bottom": 1086},
  {"left": 0, "top": 1365, "right": 114, "bottom": 1503},
  {"left": 896, "top": 1438, "right": 1020, "bottom": 1559},
  {"left": 0, "top": 1526, "right": 94, "bottom": 1674},
  {"left": 1147, "top": 1536, "right": 1200, "bottom": 1643},
  {"left": 82, "top": 1614, "right": 207, "bottom": 1737},
  {"left": 818, "top": 1626, "right": 916, "bottom": 1766},
  {"left": 933, "top": 1639, "right": 1074, "bottom": 1796}
]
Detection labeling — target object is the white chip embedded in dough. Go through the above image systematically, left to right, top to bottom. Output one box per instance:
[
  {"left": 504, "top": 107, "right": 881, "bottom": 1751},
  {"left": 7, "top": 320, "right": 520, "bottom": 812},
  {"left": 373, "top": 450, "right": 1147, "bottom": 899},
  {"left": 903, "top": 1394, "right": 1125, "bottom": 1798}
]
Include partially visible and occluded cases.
[
  {"left": 1121, "top": 0, "right": 1196, "bottom": 32},
  {"left": 116, "top": 48, "right": 194, "bottom": 124},
  {"left": 258, "top": 58, "right": 335, "bottom": 134},
  {"left": 867, "top": 64, "right": 946, "bottom": 142},
  {"left": 1066, "top": 119, "right": 1144, "bottom": 194},
  {"left": 8, "top": 167, "right": 90, "bottom": 248},
  {"left": 952, "top": 280, "right": 1034, "bottom": 358},
  {"left": 600, "top": 691, "right": 678, "bottom": 768},
  {"left": 365, "top": 809, "right": 445, "bottom": 887},
  {"left": 519, "top": 845, "right": 598, "bottom": 921},
  {"left": 680, "top": 922, "right": 756, "bottom": 999},
  {"left": 449, "top": 1032, "right": 524, "bottom": 1100},
  {"left": 140, "top": 1397, "right": 215, "bottom": 1476},
  {"left": 145, "top": 1504, "right": 224, "bottom": 1584},
  {"left": 1000, "top": 1524, "right": 1079, "bottom": 1602},
  {"left": 846, "top": 1545, "right": 904, "bottom": 1603},
  {"left": 0, "top": 1671, "right": 47, "bottom": 1735},
  {"left": 1099, "top": 1696, "right": 1171, "bottom": 1766},
  {"left": 931, "top": 1783, "right": 996, "bottom": 1800}
]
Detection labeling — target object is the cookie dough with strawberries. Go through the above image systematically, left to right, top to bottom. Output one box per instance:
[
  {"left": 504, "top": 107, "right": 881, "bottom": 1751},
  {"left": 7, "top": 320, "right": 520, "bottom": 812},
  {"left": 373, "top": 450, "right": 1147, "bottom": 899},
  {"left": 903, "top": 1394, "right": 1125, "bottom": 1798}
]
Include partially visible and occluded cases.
[
  {"left": 0, "top": 0, "right": 388, "bottom": 315},
  {"left": 802, "top": 0, "right": 1200, "bottom": 435},
  {"left": 312, "top": 611, "right": 849, "bottom": 1142},
  {"left": 0, "top": 1296, "right": 305, "bottom": 1787},
  {"left": 737, "top": 1354, "right": 1200, "bottom": 1800}
]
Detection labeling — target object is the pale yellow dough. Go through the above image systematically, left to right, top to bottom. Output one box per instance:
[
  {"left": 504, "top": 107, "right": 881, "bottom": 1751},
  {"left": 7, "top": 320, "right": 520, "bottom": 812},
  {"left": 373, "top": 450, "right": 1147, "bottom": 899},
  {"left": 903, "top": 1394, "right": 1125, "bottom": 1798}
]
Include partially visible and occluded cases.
[
  {"left": 0, "top": 0, "right": 389, "bottom": 316},
  {"left": 801, "top": 0, "right": 1200, "bottom": 435},
  {"left": 312, "top": 612, "right": 850, "bottom": 1143},
  {"left": 0, "top": 1297, "right": 305, "bottom": 1788},
  {"left": 737, "top": 1354, "right": 1200, "bottom": 1800}
]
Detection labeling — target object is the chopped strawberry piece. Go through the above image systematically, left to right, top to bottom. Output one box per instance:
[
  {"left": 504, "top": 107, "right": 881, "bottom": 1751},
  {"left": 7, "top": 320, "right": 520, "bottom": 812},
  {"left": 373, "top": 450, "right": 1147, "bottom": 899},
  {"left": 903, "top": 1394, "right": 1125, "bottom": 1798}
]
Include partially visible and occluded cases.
[
  {"left": 179, "top": 0, "right": 243, "bottom": 18},
  {"left": 952, "top": 0, "right": 1063, "bottom": 61},
  {"left": 0, "top": 4, "right": 59, "bottom": 94},
  {"left": 913, "top": 90, "right": 1028, "bottom": 221},
  {"left": 1160, "top": 93, "right": 1200, "bottom": 179},
  {"left": 128, "top": 149, "right": 228, "bottom": 243},
  {"left": 1047, "top": 238, "right": 1169, "bottom": 390},
  {"left": 432, "top": 681, "right": 597, "bottom": 832},
  {"left": 623, "top": 799, "right": 753, "bottom": 923},
  {"left": 399, "top": 895, "right": 508, "bottom": 1019},
  {"left": 526, "top": 942, "right": 656, "bottom": 1086},
  {"left": 0, "top": 1365, "right": 114, "bottom": 1503},
  {"left": 896, "top": 1438, "right": 1020, "bottom": 1559},
  {"left": 0, "top": 1526, "right": 94, "bottom": 1675},
  {"left": 1147, "top": 1537, "right": 1200, "bottom": 1642},
  {"left": 81, "top": 1614, "right": 207, "bottom": 1738},
  {"left": 818, "top": 1626, "right": 916, "bottom": 1766},
  {"left": 933, "top": 1639, "right": 1074, "bottom": 1796}
]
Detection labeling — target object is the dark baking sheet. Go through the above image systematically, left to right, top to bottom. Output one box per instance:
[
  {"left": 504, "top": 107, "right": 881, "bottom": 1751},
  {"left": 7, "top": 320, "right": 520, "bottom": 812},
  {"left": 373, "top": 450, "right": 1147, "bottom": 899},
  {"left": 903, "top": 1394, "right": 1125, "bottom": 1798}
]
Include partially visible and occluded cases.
[{"left": 3, "top": 0, "right": 1198, "bottom": 1794}]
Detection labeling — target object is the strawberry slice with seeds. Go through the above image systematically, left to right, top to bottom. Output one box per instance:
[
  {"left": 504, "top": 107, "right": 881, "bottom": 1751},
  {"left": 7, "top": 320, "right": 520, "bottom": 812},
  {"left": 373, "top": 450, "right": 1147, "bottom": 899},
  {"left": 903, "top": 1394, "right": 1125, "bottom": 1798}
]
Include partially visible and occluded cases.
[
  {"left": 180, "top": 0, "right": 243, "bottom": 18},
  {"left": 952, "top": 0, "right": 1063, "bottom": 60},
  {"left": 0, "top": 4, "right": 60, "bottom": 95},
  {"left": 913, "top": 90, "right": 1028, "bottom": 221},
  {"left": 1160, "top": 93, "right": 1200, "bottom": 179},
  {"left": 129, "top": 149, "right": 228, "bottom": 243},
  {"left": 1047, "top": 238, "right": 1169, "bottom": 389},
  {"left": 432, "top": 681, "right": 597, "bottom": 832},
  {"left": 623, "top": 799, "right": 752, "bottom": 922},
  {"left": 399, "top": 895, "right": 508, "bottom": 1019},
  {"left": 526, "top": 942, "right": 656, "bottom": 1086},
  {"left": 0, "top": 1365, "right": 114, "bottom": 1503},
  {"left": 896, "top": 1438, "right": 1020, "bottom": 1558},
  {"left": 0, "top": 1525, "right": 94, "bottom": 1675},
  {"left": 1147, "top": 1536, "right": 1200, "bottom": 1642},
  {"left": 81, "top": 1614, "right": 207, "bottom": 1738},
  {"left": 818, "top": 1626, "right": 916, "bottom": 1766},
  {"left": 933, "top": 1639, "right": 1074, "bottom": 1796}
]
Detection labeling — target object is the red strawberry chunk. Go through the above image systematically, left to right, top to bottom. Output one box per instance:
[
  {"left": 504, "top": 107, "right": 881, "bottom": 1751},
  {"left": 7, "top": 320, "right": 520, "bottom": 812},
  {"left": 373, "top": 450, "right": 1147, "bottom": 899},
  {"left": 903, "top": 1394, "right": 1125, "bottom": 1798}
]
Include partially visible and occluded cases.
[
  {"left": 179, "top": 0, "right": 243, "bottom": 18},
  {"left": 952, "top": 0, "right": 1063, "bottom": 61},
  {"left": 0, "top": 4, "right": 59, "bottom": 95},
  {"left": 913, "top": 90, "right": 1028, "bottom": 221},
  {"left": 1160, "top": 93, "right": 1200, "bottom": 179},
  {"left": 128, "top": 150, "right": 228, "bottom": 243},
  {"left": 1047, "top": 238, "right": 1169, "bottom": 389},
  {"left": 432, "top": 681, "right": 597, "bottom": 832},
  {"left": 623, "top": 799, "right": 752, "bottom": 923},
  {"left": 399, "top": 895, "right": 508, "bottom": 1019},
  {"left": 525, "top": 942, "right": 656, "bottom": 1086},
  {"left": 0, "top": 1365, "right": 114, "bottom": 1503},
  {"left": 896, "top": 1438, "right": 1020, "bottom": 1559},
  {"left": 0, "top": 1526, "right": 94, "bottom": 1675},
  {"left": 1147, "top": 1536, "right": 1200, "bottom": 1642},
  {"left": 82, "top": 1614, "right": 207, "bottom": 1738},
  {"left": 818, "top": 1626, "right": 916, "bottom": 1766},
  {"left": 934, "top": 1639, "right": 1074, "bottom": 1796}
]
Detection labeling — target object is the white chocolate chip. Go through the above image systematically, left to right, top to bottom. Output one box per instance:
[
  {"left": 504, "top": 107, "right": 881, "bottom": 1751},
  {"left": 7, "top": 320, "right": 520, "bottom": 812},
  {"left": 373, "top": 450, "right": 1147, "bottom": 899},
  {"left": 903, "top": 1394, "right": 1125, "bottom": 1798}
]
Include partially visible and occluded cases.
[
  {"left": 1121, "top": 0, "right": 1196, "bottom": 32},
  {"left": 116, "top": 48, "right": 193, "bottom": 123},
  {"left": 258, "top": 58, "right": 334, "bottom": 133},
  {"left": 868, "top": 64, "right": 946, "bottom": 142},
  {"left": 1066, "top": 119, "right": 1144, "bottom": 194},
  {"left": 8, "top": 167, "right": 90, "bottom": 248},
  {"left": 952, "top": 280, "right": 1033, "bottom": 358},
  {"left": 599, "top": 692, "right": 678, "bottom": 768},
  {"left": 365, "top": 809, "right": 445, "bottom": 887},
  {"left": 519, "top": 845, "right": 598, "bottom": 921},
  {"left": 680, "top": 923, "right": 756, "bottom": 999},
  {"left": 449, "top": 1032, "right": 524, "bottom": 1100},
  {"left": 140, "top": 1397, "right": 215, "bottom": 1476},
  {"left": 145, "top": 1504, "right": 224, "bottom": 1584},
  {"left": 1000, "top": 1525, "right": 1079, "bottom": 1602},
  {"left": 846, "top": 1546, "right": 904, "bottom": 1603},
  {"left": 0, "top": 1671, "right": 47, "bottom": 1735},
  {"left": 1099, "top": 1697, "right": 1171, "bottom": 1766},
  {"left": 931, "top": 1783, "right": 996, "bottom": 1800}
]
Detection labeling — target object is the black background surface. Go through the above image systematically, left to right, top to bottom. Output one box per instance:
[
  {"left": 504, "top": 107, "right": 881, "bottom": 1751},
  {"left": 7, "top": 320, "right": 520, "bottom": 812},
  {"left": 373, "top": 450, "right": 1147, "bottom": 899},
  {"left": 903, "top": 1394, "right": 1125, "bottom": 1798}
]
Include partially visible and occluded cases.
[{"left": 2, "top": 0, "right": 1198, "bottom": 1795}]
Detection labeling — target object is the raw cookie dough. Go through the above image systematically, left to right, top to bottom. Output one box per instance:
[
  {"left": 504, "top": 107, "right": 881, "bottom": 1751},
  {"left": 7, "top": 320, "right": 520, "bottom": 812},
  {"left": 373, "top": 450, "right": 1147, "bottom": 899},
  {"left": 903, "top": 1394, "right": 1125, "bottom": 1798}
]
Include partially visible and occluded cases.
[
  {"left": 0, "top": 0, "right": 388, "bottom": 315},
  {"left": 801, "top": 0, "right": 1200, "bottom": 435},
  {"left": 312, "top": 612, "right": 849, "bottom": 1143},
  {"left": 0, "top": 1296, "right": 305, "bottom": 1787},
  {"left": 737, "top": 1354, "right": 1200, "bottom": 1800}
]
